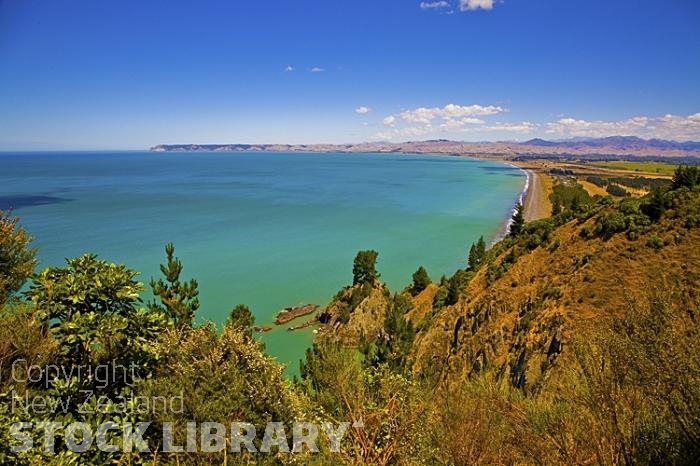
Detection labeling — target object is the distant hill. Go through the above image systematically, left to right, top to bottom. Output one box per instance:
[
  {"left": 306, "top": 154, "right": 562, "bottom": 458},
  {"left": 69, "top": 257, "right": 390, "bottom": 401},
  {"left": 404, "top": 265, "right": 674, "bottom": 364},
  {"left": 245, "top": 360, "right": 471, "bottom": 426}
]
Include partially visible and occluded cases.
[{"left": 152, "top": 136, "right": 700, "bottom": 159}]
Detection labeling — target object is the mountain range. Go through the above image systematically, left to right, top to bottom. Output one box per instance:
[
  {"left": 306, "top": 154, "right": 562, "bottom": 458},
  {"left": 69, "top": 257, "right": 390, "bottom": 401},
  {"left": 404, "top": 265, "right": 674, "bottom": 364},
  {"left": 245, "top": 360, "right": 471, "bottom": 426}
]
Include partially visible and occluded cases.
[{"left": 152, "top": 136, "right": 700, "bottom": 159}]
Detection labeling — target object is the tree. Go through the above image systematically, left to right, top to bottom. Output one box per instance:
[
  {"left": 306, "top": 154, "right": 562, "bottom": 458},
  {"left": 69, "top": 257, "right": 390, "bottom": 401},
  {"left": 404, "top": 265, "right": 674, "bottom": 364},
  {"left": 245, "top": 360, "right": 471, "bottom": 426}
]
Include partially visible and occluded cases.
[
  {"left": 672, "top": 165, "right": 700, "bottom": 189},
  {"left": 641, "top": 187, "right": 669, "bottom": 222},
  {"left": 509, "top": 203, "right": 525, "bottom": 237},
  {"left": 0, "top": 210, "right": 37, "bottom": 304},
  {"left": 468, "top": 236, "right": 486, "bottom": 271},
  {"left": 150, "top": 243, "right": 199, "bottom": 328},
  {"left": 353, "top": 249, "right": 380, "bottom": 286},
  {"left": 29, "top": 253, "right": 142, "bottom": 322},
  {"left": 26, "top": 254, "right": 166, "bottom": 392},
  {"left": 411, "top": 266, "right": 431, "bottom": 294},
  {"left": 446, "top": 269, "right": 470, "bottom": 305},
  {"left": 365, "top": 294, "right": 415, "bottom": 371},
  {"left": 228, "top": 303, "right": 254, "bottom": 335}
]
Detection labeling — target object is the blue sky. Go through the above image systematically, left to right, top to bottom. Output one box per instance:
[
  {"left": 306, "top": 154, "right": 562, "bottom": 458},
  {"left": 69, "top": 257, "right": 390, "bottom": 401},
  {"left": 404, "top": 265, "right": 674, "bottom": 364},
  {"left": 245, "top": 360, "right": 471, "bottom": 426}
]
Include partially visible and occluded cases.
[{"left": 1, "top": 0, "right": 699, "bottom": 149}]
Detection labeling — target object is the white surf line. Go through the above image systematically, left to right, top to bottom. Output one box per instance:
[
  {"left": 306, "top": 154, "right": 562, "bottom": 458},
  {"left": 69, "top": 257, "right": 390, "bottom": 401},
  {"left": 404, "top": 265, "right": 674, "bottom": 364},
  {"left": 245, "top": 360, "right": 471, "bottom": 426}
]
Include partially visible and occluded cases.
[{"left": 491, "top": 163, "right": 530, "bottom": 246}]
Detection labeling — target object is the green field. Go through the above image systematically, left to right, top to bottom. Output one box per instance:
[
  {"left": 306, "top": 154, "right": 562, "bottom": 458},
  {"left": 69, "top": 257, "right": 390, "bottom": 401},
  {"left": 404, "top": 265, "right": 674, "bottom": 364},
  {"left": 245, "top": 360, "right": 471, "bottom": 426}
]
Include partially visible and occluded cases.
[{"left": 590, "top": 160, "right": 678, "bottom": 176}]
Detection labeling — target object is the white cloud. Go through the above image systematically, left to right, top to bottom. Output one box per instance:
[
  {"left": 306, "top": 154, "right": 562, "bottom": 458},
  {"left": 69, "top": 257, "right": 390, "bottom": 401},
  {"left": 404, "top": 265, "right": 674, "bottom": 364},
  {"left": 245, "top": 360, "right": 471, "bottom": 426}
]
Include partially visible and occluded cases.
[
  {"left": 459, "top": 0, "right": 494, "bottom": 11},
  {"left": 420, "top": 1, "right": 450, "bottom": 9},
  {"left": 284, "top": 65, "right": 294, "bottom": 72},
  {"left": 310, "top": 67, "right": 325, "bottom": 73},
  {"left": 375, "top": 103, "right": 516, "bottom": 139},
  {"left": 399, "top": 103, "right": 505, "bottom": 124},
  {"left": 355, "top": 106, "right": 372, "bottom": 114},
  {"left": 545, "top": 113, "right": 700, "bottom": 141},
  {"left": 383, "top": 115, "right": 397, "bottom": 126},
  {"left": 481, "top": 122, "right": 538, "bottom": 133}
]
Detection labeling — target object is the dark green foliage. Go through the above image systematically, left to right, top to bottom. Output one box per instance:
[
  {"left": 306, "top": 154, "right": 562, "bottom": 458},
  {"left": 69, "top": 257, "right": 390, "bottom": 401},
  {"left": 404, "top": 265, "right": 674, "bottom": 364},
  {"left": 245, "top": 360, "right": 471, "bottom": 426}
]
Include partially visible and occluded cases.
[
  {"left": 672, "top": 165, "right": 700, "bottom": 189},
  {"left": 586, "top": 174, "right": 670, "bottom": 192},
  {"left": 586, "top": 175, "right": 608, "bottom": 187},
  {"left": 609, "top": 176, "right": 669, "bottom": 191},
  {"left": 550, "top": 182, "right": 592, "bottom": 214},
  {"left": 606, "top": 183, "right": 629, "bottom": 197},
  {"left": 641, "top": 187, "right": 670, "bottom": 221},
  {"left": 551, "top": 199, "right": 562, "bottom": 216},
  {"left": 509, "top": 203, "right": 525, "bottom": 237},
  {"left": 0, "top": 210, "right": 37, "bottom": 304},
  {"left": 597, "top": 212, "right": 628, "bottom": 239},
  {"left": 520, "top": 219, "right": 554, "bottom": 250},
  {"left": 647, "top": 235, "right": 664, "bottom": 250},
  {"left": 468, "top": 236, "right": 487, "bottom": 270},
  {"left": 149, "top": 243, "right": 199, "bottom": 328},
  {"left": 352, "top": 249, "right": 380, "bottom": 285},
  {"left": 29, "top": 253, "right": 142, "bottom": 322},
  {"left": 26, "top": 254, "right": 166, "bottom": 396},
  {"left": 411, "top": 266, "right": 431, "bottom": 294},
  {"left": 446, "top": 269, "right": 471, "bottom": 305},
  {"left": 350, "top": 281, "right": 373, "bottom": 309},
  {"left": 432, "top": 285, "right": 449, "bottom": 309},
  {"left": 363, "top": 294, "right": 415, "bottom": 371},
  {"left": 228, "top": 303, "right": 254, "bottom": 335},
  {"left": 139, "top": 324, "right": 303, "bottom": 463}
]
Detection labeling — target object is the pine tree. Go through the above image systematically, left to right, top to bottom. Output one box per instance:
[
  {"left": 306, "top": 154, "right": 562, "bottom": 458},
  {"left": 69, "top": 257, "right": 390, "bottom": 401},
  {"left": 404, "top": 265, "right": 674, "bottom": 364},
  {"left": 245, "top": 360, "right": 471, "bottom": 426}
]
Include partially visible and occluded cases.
[
  {"left": 672, "top": 165, "right": 700, "bottom": 189},
  {"left": 509, "top": 203, "right": 525, "bottom": 237},
  {"left": 468, "top": 236, "right": 486, "bottom": 270},
  {"left": 476, "top": 236, "right": 486, "bottom": 262},
  {"left": 150, "top": 243, "right": 200, "bottom": 328},
  {"left": 353, "top": 250, "right": 380, "bottom": 285},
  {"left": 411, "top": 266, "right": 431, "bottom": 294},
  {"left": 228, "top": 304, "right": 254, "bottom": 336}
]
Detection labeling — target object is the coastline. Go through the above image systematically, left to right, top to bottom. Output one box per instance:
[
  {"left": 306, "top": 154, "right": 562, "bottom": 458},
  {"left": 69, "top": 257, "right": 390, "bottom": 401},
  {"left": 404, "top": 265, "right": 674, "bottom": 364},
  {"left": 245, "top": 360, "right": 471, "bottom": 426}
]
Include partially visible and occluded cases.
[
  {"left": 486, "top": 159, "right": 552, "bottom": 243},
  {"left": 508, "top": 161, "right": 552, "bottom": 222}
]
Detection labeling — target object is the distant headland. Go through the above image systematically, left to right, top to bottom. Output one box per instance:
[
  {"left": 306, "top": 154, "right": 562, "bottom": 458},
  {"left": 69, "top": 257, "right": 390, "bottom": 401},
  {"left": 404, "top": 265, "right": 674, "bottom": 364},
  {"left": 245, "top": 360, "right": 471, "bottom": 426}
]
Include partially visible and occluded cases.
[{"left": 151, "top": 136, "right": 700, "bottom": 160}]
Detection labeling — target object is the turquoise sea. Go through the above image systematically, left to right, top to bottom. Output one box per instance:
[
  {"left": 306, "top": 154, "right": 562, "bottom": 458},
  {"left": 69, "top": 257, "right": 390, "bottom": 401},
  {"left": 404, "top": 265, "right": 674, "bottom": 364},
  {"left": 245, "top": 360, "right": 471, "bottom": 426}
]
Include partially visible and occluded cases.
[{"left": 0, "top": 151, "right": 525, "bottom": 375}]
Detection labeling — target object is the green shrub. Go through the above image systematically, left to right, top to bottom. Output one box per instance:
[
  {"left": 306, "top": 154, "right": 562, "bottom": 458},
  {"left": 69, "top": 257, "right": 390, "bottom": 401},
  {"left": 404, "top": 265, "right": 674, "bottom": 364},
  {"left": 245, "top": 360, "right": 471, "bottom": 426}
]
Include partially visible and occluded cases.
[
  {"left": 597, "top": 212, "right": 627, "bottom": 239},
  {"left": 647, "top": 235, "right": 664, "bottom": 250}
]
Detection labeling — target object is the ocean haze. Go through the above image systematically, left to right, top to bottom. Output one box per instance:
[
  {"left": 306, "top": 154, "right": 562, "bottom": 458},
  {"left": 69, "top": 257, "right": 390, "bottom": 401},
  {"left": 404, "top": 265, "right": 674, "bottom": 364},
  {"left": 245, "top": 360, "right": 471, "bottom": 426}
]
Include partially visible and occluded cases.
[{"left": 0, "top": 151, "right": 525, "bottom": 373}]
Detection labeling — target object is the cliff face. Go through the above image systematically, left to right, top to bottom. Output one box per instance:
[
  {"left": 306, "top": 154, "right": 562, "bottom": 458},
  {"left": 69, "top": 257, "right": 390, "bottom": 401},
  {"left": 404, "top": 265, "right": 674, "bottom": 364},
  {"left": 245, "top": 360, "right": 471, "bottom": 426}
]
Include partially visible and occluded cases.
[
  {"left": 321, "top": 185, "right": 700, "bottom": 392},
  {"left": 413, "top": 210, "right": 700, "bottom": 391},
  {"left": 318, "top": 282, "right": 390, "bottom": 345}
]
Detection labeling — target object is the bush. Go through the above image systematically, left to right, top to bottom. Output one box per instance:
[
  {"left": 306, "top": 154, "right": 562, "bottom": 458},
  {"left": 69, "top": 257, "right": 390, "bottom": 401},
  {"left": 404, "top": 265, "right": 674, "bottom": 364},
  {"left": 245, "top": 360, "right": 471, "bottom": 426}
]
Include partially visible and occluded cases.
[
  {"left": 672, "top": 165, "right": 700, "bottom": 189},
  {"left": 597, "top": 212, "right": 627, "bottom": 239},
  {"left": 647, "top": 235, "right": 664, "bottom": 250}
]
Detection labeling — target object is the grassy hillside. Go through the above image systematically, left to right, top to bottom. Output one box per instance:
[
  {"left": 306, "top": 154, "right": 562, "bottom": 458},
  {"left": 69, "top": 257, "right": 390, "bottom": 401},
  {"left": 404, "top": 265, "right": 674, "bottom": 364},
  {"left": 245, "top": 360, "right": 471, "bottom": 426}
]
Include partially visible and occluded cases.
[{"left": 312, "top": 168, "right": 700, "bottom": 464}]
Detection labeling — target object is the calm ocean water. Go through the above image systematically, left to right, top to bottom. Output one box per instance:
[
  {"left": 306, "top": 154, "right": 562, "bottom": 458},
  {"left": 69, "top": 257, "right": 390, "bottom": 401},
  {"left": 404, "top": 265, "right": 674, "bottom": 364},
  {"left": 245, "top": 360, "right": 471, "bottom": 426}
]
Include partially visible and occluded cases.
[{"left": 0, "top": 151, "right": 525, "bottom": 374}]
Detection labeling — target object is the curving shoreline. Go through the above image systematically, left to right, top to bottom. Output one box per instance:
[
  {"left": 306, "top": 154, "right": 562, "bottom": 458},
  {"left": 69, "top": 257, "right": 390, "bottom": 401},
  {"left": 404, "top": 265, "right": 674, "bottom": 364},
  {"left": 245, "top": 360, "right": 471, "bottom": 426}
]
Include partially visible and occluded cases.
[
  {"left": 509, "top": 161, "right": 552, "bottom": 222},
  {"left": 491, "top": 162, "right": 552, "bottom": 243}
]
